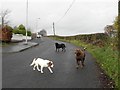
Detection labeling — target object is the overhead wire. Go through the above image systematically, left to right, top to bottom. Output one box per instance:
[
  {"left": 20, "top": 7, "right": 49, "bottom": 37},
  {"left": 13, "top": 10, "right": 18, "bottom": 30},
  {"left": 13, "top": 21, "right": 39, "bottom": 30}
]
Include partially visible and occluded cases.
[
  {"left": 41, "top": 0, "right": 76, "bottom": 30},
  {"left": 55, "top": 0, "right": 76, "bottom": 24}
]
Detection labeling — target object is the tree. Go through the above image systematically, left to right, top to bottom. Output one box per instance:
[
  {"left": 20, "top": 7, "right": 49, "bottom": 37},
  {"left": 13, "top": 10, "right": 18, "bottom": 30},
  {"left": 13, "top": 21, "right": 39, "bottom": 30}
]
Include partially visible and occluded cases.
[
  {"left": 0, "top": 9, "right": 11, "bottom": 29},
  {"left": 0, "top": 10, "right": 12, "bottom": 42},
  {"left": 113, "top": 16, "right": 118, "bottom": 30},
  {"left": 12, "top": 24, "right": 32, "bottom": 36},
  {"left": 18, "top": 24, "right": 26, "bottom": 30},
  {"left": 38, "top": 29, "right": 47, "bottom": 36},
  {"left": 27, "top": 31, "right": 31, "bottom": 36}
]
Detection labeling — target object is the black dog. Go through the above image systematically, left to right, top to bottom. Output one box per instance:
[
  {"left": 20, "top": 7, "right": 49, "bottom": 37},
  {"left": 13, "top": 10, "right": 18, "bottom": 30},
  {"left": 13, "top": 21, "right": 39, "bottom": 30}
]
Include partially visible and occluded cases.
[{"left": 55, "top": 43, "right": 66, "bottom": 52}]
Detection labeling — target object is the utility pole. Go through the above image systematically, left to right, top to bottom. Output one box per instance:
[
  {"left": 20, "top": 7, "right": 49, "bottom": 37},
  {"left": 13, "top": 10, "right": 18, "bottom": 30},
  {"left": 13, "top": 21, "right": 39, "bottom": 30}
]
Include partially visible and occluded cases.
[
  {"left": 25, "top": 0, "right": 28, "bottom": 44},
  {"left": 36, "top": 18, "right": 40, "bottom": 36},
  {"left": 53, "top": 22, "right": 55, "bottom": 36}
]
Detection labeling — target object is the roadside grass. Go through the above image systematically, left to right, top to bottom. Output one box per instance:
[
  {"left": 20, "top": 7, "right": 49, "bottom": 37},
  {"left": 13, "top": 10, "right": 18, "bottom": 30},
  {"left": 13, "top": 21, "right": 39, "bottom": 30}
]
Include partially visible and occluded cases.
[
  {"left": 50, "top": 37, "right": 118, "bottom": 88},
  {"left": 0, "top": 42, "right": 16, "bottom": 47},
  {"left": 0, "top": 42, "right": 8, "bottom": 47},
  {"left": 88, "top": 45, "right": 118, "bottom": 88}
]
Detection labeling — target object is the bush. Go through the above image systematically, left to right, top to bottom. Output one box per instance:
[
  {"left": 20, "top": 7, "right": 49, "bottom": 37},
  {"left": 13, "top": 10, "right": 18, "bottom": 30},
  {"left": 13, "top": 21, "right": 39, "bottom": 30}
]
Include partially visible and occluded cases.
[
  {"left": 12, "top": 24, "right": 32, "bottom": 36},
  {"left": 0, "top": 25, "right": 13, "bottom": 42},
  {"left": 12, "top": 29, "right": 31, "bottom": 36},
  {"left": 12, "top": 29, "right": 19, "bottom": 34},
  {"left": 27, "top": 31, "right": 31, "bottom": 36}
]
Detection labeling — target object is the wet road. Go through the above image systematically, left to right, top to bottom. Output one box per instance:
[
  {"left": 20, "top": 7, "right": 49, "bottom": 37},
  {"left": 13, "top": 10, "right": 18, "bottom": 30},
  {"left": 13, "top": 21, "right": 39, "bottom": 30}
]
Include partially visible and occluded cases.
[{"left": 2, "top": 37, "right": 102, "bottom": 88}]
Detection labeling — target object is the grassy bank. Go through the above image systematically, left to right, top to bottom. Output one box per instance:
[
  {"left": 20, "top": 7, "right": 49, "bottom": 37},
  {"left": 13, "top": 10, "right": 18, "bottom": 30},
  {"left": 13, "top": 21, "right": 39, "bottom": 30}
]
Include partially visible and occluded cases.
[{"left": 50, "top": 36, "right": 118, "bottom": 88}]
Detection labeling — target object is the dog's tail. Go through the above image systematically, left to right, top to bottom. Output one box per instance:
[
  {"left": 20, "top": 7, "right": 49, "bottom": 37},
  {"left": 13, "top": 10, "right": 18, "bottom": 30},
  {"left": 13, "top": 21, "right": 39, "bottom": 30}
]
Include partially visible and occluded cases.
[{"left": 30, "top": 58, "right": 37, "bottom": 66}]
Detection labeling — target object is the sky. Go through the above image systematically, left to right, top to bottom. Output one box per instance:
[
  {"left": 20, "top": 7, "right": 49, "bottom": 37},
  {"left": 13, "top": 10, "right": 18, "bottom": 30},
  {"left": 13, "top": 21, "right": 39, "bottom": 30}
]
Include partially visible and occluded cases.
[{"left": 0, "top": 0, "right": 118, "bottom": 36}]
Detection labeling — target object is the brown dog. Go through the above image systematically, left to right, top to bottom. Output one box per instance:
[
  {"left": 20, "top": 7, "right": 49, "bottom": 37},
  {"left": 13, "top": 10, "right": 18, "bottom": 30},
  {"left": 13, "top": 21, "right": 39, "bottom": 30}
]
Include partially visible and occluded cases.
[{"left": 75, "top": 48, "right": 86, "bottom": 69}]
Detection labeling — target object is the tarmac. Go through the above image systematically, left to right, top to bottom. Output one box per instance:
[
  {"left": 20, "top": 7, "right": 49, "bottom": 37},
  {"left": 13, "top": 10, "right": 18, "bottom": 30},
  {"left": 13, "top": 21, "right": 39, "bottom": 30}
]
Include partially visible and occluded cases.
[{"left": 0, "top": 41, "right": 39, "bottom": 53}]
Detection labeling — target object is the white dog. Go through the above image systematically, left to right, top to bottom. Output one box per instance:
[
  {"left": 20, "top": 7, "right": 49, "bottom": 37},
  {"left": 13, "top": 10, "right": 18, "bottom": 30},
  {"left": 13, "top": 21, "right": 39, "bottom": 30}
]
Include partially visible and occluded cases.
[{"left": 30, "top": 58, "right": 54, "bottom": 73}]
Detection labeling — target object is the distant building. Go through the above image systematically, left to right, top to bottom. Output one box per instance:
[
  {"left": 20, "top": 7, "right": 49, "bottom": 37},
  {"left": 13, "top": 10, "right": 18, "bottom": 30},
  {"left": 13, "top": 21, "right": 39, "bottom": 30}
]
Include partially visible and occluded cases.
[{"left": 31, "top": 33, "right": 37, "bottom": 39}]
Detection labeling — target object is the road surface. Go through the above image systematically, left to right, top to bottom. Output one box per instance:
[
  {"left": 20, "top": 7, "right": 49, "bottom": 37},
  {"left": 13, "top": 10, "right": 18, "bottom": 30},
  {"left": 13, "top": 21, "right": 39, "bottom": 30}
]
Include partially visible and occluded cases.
[{"left": 2, "top": 37, "right": 102, "bottom": 88}]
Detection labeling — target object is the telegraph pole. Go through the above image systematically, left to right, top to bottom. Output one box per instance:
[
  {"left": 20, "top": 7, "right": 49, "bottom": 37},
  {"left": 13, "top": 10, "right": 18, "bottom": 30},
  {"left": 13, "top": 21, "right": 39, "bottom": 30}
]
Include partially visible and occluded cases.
[
  {"left": 25, "top": 0, "right": 28, "bottom": 44},
  {"left": 36, "top": 18, "right": 40, "bottom": 37},
  {"left": 53, "top": 22, "right": 55, "bottom": 36}
]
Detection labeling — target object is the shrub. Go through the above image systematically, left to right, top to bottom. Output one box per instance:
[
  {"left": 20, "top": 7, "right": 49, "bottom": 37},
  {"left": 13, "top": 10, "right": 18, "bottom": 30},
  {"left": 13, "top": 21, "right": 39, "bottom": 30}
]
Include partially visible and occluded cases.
[{"left": 0, "top": 25, "right": 13, "bottom": 42}]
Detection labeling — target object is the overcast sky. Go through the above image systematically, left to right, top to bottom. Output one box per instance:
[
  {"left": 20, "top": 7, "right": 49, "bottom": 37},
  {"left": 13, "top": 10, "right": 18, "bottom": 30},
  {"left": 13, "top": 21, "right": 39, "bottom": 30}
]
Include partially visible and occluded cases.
[{"left": 1, "top": 0, "right": 118, "bottom": 36}]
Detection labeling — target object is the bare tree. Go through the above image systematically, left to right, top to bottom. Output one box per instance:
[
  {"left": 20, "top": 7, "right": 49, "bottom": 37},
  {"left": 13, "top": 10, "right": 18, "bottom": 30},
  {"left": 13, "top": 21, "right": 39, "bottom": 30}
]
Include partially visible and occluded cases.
[{"left": 0, "top": 9, "right": 11, "bottom": 29}]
